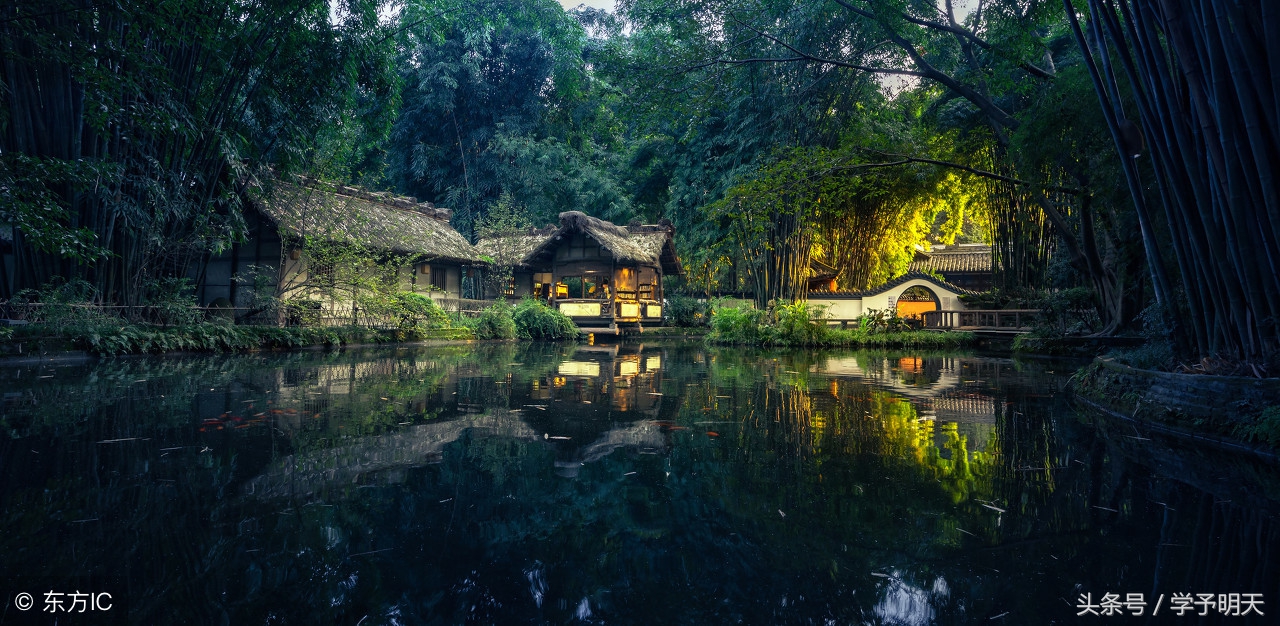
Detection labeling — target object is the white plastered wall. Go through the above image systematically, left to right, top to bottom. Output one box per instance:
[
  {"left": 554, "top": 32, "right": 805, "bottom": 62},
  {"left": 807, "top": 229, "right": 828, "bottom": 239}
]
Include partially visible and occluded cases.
[{"left": 807, "top": 277, "right": 968, "bottom": 321}]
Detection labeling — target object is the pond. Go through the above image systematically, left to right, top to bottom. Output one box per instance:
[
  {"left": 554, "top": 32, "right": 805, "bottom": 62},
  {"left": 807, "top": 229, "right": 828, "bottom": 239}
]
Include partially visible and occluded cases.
[{"left": 1, "top": 342, "right": 1277, "bottom": 625}]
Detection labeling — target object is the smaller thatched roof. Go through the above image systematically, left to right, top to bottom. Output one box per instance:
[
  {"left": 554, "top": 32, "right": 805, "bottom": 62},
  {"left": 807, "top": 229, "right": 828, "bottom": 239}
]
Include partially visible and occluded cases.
[
  {"left": 254, "top": 180, "right": 481, "bottom": 264},
  {"left": 481, "top": 212, "right": 683, "bottom": 275},
  {"left": 474, "top": 227, "right": 557, "bottom": 268},
  {"left": 910, "top": 244, "right": 992, "bottom": 274}
]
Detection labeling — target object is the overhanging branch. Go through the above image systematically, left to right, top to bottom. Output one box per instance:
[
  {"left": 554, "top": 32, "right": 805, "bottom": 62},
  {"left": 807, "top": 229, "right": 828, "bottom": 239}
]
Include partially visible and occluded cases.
[{"left": 848, "top": 151, "right": 1082, "bottom": 194}]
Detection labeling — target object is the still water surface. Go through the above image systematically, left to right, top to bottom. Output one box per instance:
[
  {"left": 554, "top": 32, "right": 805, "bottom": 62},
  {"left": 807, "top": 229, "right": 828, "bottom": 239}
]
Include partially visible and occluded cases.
[{"left": 1, "top": 342, "right": 1277, "bottom": 625}]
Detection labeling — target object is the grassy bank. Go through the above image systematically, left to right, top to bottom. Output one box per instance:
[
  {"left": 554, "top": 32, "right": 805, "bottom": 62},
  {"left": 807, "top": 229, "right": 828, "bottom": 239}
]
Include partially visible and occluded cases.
[
  {"left": 0, "top": 285, "right": 580, "bottom": 357},
  {"left": 705, "top": 301, "right": 974, "bottom": 349},
  {"left": 1, "top": 321, "right": 474, "bottom": 357},
  {"left": 641, "top": 326, "right": 710, "bottom": 337}
]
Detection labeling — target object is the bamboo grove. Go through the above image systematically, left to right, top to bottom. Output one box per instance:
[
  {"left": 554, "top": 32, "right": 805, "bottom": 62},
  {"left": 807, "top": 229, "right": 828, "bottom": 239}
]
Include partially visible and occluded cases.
[
  {"left": 1, "top": 0, "right": 396, "bottom": 303},
  {"left": 1066, "top": 0, "right": 1280, "bottom": 365}
]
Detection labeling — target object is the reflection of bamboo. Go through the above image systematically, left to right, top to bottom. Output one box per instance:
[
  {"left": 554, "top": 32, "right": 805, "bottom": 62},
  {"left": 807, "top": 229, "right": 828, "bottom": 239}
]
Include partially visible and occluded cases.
[
  {"left": 751, "top": 382, "right": 816, "bottom": 461},
  {"left": 1165, "top": 492, "right": 1280, "bottom": 597}
]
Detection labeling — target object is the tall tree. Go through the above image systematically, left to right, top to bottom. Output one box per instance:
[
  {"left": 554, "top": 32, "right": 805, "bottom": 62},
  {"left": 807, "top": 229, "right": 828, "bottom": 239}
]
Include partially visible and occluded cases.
[{"left": 387, "top": 0, "right": 629, "bottom": 237}]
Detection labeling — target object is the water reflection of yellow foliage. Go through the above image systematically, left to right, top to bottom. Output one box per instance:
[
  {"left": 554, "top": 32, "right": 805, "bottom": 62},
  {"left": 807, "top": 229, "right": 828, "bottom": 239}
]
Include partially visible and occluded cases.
[{"left": 805, "top": 388, "right": 994, "bottom": 504}]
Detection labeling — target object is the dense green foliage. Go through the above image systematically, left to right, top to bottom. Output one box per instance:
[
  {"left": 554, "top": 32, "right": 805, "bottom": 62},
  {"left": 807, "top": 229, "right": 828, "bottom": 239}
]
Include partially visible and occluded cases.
[
  {"left": 4, "top": 0, "right": 1277, "bottom": 366},
  {"left": 386, "top": 0, "right": 629, "bottom": 236},
  {"left": 664, "top": 295, "right": 709, "bottom": 327},
  {"left": 464, "top": 298, "right": 579, "bottom": 341},
  {"left": 466, "top": 300, "right": 518, "bottom": 340},
  {"left": 708, "top": 301, "right": 972, "bottom": 348}
]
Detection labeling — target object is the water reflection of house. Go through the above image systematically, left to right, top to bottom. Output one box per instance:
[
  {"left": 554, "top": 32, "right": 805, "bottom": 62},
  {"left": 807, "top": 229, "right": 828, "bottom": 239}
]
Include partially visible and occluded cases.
[
  {"left": 476, "top": 212, "right": 683, "bottom": 334},
  {"left": 517, "top": 344, "right": 672, "bottom": 475},
  {"left": 528, "top": 344, "right": 666, "bottom": 419},
  {"left": 238, "top": 346, "right": 675, "bottom": 497},
  {"left": 814, "top": 355, "right": 1040, "bottom": 456},
  {"left": 916, "top": 394, "right": 1003, "bottom": 424},
  {"left": 242, "top": 414, "right": 542, "bottom": 500}
]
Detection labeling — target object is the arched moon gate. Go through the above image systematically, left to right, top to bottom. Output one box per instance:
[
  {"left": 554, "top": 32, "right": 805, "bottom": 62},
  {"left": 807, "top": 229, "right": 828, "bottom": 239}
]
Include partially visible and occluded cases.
[{"left": 806, "top": 273, "right": 974, "bottom": 325}]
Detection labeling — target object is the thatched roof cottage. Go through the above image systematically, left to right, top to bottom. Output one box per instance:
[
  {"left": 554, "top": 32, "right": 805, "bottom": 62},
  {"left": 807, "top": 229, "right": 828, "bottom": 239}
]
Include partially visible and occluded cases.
[
  {"left": 193, "top": 179, "right": 482, "bottom": 323},
  {"left": 477, "top": 211, "right": 682, "bottom": 333}
]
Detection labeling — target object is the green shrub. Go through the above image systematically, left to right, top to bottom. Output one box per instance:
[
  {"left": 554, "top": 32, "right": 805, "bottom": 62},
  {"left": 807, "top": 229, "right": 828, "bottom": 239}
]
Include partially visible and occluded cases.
[
  {"left": 11, "top": 277, "right": 117, "bottom": 332},
  {"left": 142, "top": 277, "right": 202, "bottom": 326},
  {"left": 355, "top": 291, "right": 452, "bottom": 331},
  {"left": 391, "top": 292, "right": 451, "bottom": 329},
  {"left": 665, "top": 295, "right": 708, "bottom": 327},
  {"left": 512, "top": 297, "right": 578, "bottom": 340},
  {"left": 472, "top": 300, "right": 517, "bottom": 340},
  {"left": 773, "top": 300, "right": 831, "bottom": 345},
  {"left": 707, "top": 303, "right": 773, "bottom": 344},
  {"left": 856, "top": 308, "right": 913, "bottom": 333},
  {"left": 70, "top": 322, "right": 423, "bottom": 356}
]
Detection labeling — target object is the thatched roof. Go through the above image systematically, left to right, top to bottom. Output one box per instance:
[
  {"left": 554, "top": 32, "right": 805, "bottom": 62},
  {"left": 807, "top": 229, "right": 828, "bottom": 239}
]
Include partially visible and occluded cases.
[
  {"left": 254, "top": 180, "right": 481, "bottom": 264},
  {"left": 480, "top": 212, "right": 683, "bottom": 275},
  {"left": 474, "top": 227, "right": 557, "bottom": 268},
  {"left": 910, "top": 244, "right": 992, "bottom": 274}
]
